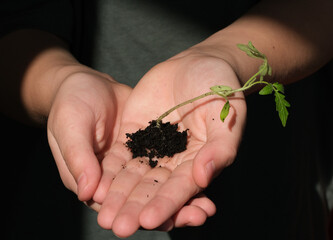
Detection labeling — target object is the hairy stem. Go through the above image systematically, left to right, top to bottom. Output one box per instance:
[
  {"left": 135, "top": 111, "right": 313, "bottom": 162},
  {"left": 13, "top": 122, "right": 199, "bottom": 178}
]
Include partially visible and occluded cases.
[
  {"left": 155, "top": 42, "right": 287, "bottom": 126},
  {"left": 156, "top": 91, "right": 216, "bottom": 126}
]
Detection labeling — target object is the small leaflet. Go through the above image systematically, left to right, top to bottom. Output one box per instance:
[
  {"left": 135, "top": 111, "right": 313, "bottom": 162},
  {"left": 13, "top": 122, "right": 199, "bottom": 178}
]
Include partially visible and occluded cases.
[{"left": 220, "top": 100, "right": 230, "bottom": 122}]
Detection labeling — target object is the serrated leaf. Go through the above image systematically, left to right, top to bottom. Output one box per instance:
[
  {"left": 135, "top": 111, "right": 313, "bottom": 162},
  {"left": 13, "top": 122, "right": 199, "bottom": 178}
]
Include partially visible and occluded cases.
[
  {"left": 248, "top": 41, "right": 257, "bottom": 51},
  {"left": 248, "top": 41, "right": 266, "bottom": 58},
  {"left": 237, "top": 42, "right": 265, "bottom": 60},
  {"left": 236, "top": 43, "right": 250, "bottom": 52},
  {"left": 237, "top": 43, "right": 257, "bottom": 59},
  {"left": 273, "top": 82, "right": 284, "bottom": 93},
  {"left": 259, "top": 84, "right": 273, "bottom": 95},
  {"left": 274, "top": 91, "right": 290, "bottom": 127},
  {"left": 282, "top": 98, "right": 291, "bottom": 107},
  {"left": 220, "top": 100, "right": 230, "bottom": 122}
]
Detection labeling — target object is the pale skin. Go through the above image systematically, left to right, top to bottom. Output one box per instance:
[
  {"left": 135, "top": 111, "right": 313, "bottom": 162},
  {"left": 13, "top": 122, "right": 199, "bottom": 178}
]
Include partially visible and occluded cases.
[
  {"left": 1, "top": 0, "right": 332, "bottom": 238},
  {"left": 97, "top": 0, "right": 332, "bottom": 237},
  {"left": 0, "top": 30, "right": 216, "bottom": 226},
  {"left": 95, "top": 54, "right": 246, "bottom": 236}
]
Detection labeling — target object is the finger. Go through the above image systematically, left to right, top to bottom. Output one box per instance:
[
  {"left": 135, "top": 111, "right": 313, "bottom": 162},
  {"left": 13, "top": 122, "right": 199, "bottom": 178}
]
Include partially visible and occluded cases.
[
  {"left": 93, "top": 121, "right": 145, "bottom": 203},
  {"left": 93, "top": 140, "right": 130, "bottom": 203},
  {"left": 97, "top": 159, "right": 150, "bottom": 229},
  {"left": 139, "top": 160, "right": 201, "bottom": 230},
  {"left": 111, "top": 167, "right": 171, "bottom": 238},
  {"left": 172, "top": 193, "right": 216, "bottom": 228},
  {"left": 186, "top": 193, "right": 216, "bottom": 217},
  {"left": 85, "top": 199, "right": 102, "bottom": 212},
  {"left": 156, "top": 205, "right": 208, "bottom": 232},
  {"left": 173, "top": 205, "right": 207, "bottom": 227},
  {"left": 155, "top": 219, "right": 174, "bottom": 232}
]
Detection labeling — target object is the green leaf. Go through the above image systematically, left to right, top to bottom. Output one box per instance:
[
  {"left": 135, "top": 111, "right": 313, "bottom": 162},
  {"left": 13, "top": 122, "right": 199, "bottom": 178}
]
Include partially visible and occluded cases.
[
  {"left": 237, "top": 41, "right": 265, "bottom": 59},
  {"left": 248, "top": 41, "right": 257, "bottom": 51},
  {"left": 236, "top": 43, "right": 250, "bottom": 52},
  {"left": 237, "top": 43, "right": 257, "bottom": 59},
  {"left": 258, "top": 61, "right": 272, "bottom": 78},
  {"left": 258, "top": 63, "right": 268, "bottom": 76},
  {"left": 273, "top": 82, "right": 284, "bottom": 93},
  {"left": 259, "top": 84, "right": 273, "bottom": 95},
  {"left": 210, "top": 85, "right": 233, "bottom": 92},
  {"left": 210, "top": 85, "right": 233, "bottom": 97},
  {"left": 274, "top": 91, "right": 290, "bottom": 127},
  {"left": 220, "top": 100, "right": 230, "bottom": 122}
]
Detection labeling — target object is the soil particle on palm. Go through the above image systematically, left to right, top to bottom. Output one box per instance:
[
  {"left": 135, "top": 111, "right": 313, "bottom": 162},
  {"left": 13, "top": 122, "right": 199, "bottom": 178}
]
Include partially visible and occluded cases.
[{"left": 125, "top": 120, "right": 188, "bottom": 168}]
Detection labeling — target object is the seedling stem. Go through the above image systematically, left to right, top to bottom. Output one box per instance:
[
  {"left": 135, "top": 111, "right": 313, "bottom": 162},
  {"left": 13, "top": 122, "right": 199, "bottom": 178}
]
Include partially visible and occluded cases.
[{"left": 156, "top": 41, "right": 290, "bottom": 127}]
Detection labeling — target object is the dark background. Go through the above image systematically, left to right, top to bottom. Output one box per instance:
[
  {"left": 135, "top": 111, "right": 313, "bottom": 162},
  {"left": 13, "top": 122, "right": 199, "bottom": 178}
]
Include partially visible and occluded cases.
[
  {"left": 1, "top": 0, "right": 332, "bottom": 239},
  {"left": 2, "top": 62, "right": 332, "bottom": 239}
]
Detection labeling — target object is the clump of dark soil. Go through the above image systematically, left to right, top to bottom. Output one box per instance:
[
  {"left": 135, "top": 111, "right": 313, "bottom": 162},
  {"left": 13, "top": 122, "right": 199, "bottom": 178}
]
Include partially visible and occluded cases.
[{"left": 125, "top": 120, "right": 188, "bottom": 168}]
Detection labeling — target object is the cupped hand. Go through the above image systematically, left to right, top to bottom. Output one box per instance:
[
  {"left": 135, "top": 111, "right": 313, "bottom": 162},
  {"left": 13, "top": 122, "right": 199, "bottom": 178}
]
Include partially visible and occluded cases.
[
  {"left": 95, "top": 52, "right": 247, "bottom": 237},
  {"left": 47, "top": 70, "right": 131, "bottom": 210}
]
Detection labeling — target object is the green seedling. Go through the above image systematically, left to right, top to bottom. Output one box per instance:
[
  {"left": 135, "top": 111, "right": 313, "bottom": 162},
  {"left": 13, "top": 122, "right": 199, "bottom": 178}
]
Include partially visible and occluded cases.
[{"left": 156, "top": 41, "right": 290, "bottom": 127}]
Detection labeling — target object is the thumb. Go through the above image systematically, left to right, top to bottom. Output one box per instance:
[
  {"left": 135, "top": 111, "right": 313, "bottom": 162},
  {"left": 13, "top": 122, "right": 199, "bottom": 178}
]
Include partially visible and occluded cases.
[
  {"left": 192, "top": 99, "right": 245, "bottom": 189},
  {"left": 47, "top": 118, "right": 102, "bottom": 202},
  {"left": 192, "top": 138, "right": 237, "bottom": 189}
]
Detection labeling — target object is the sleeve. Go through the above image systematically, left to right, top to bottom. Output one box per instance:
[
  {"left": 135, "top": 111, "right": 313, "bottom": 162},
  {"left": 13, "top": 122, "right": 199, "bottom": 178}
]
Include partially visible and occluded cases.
[{"left": 0, "top": 0, "right": 74, "bottom": 44}]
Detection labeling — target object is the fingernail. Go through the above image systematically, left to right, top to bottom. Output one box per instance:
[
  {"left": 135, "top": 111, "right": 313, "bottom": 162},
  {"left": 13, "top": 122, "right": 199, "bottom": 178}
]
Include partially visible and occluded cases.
[
  {"left": 205, "top": 161, "right": 215, "bottom": 184},
  {"left": 77, "top": 172, "right": 87, "bottom": 197}
]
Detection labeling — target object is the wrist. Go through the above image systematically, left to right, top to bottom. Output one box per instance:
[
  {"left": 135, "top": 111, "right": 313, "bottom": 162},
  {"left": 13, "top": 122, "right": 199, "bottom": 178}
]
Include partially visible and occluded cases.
[
  {"left": 0, "top": 29, "right": 94, "bottom": 124},
  {"left": 189, "top": 36, "right": 264, "bottom": 87},
  {"left": 172, "top": 43, "right": 249, "bottom": 91},
  {"left": 22, "top": 53, "right": 84, "bottom": 123}
]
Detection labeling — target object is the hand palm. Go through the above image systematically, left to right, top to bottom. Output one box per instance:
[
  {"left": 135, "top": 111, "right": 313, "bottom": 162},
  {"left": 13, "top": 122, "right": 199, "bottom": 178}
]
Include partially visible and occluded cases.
[{"left": 96, "top": 55, "right": 247, "bottom": 237}]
